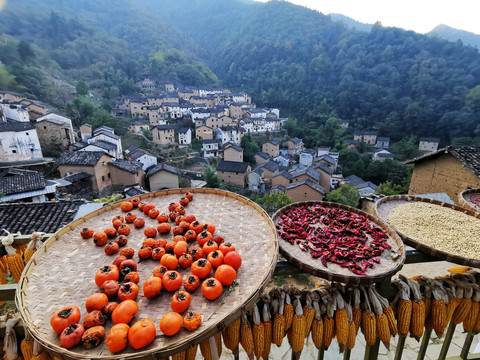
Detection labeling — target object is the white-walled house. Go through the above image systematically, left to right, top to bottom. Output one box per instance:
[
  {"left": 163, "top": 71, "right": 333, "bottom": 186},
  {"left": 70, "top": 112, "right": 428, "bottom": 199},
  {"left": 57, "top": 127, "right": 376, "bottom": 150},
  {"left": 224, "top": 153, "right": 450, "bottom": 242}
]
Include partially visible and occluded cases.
[
  {"left": 0, "top": 103, "right": 30, "bottom": 122},
  {"left": 0, "top": 121, "right": 43, "bottom": 163},
  {"left": 215, "top": 126, "right": 245, "bottom": 146},
  {"left": 87, "top": 127, "right": 123, "bottom": 159},
  {"left": 178, "top": 128, "right": 192, "bottom": 145},
  {"left": 202, "top": 139, "right": 219, "bottom": 158},
  {"left": 129, "top": 149, "right": 157, "bottom": 171}
]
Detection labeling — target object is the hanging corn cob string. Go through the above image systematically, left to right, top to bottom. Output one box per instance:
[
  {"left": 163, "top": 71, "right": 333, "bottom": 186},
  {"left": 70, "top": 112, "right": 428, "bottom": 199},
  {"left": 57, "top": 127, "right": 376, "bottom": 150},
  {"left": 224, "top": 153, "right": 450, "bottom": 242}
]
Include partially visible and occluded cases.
[
  {"left": 1, "top": 229, "right": 24, "bottom": 283},
  {"left": 24, "top": 232, "right": 44, "bottom": 264},
  {"left": 449, "top": 266, "right": 472, "bottom": 274},
  {"left": 400, "top": 275, "right": 425, "bottom": 341},
  {"left": 392, "top": 279, "right": 412, "bottom": 337},
  {"left": 440, "top": 279, "right": 458, "bottom": 330},
  {"left": 452, "top": 280, "right": 473, "bottom": 325},
  {"left": 430, "top": 283, "right": 448, "bottom": 337},
  {"left": 463, "top": 284, "right": 480, "bottom": 331},
  {"left": 283, "top": 286, "right": 294, "bottom": 335},
  {"left": 352, "top": 286, "right": 362, "bottom": 334},
  {"left": 360, "top": 286, "right": 376, "bottom": 346},
  {"left": 368, "top": 286, "right": 390, "bottom": 350},
  {"left": 371, "top": 286, "right": 398, "bottom": 337},
  {"left": 333, "top": 287, "right": 349, "bottom": 353},
  {"left": 272, "top": 289, "right": 285, "bottom": 347},
  {"left": 321, "top": 289, "right": 335, "bottom": 350},
  {"left": 289, "top": 291, "right": 305, "bottom": 359},
  {"left": 303, "top": 291, "right": 315, "bottom": 339},
  {"left": 311, "top": 291, "right": 323, "bottom": 350},
  {"left": 261, "top": 294, "right": 272, "bottom": 360},
  {"left": 252, "top": 302, "right": 265, "bottom": 359},
  {"left": 240, "top": 312, "right": 255, "bottom": 360},
  {"left": 222, "top": 316, "right": 240, "bottom": 356},
  {"left": 4, "top": 318, "right": 20, "bottom": 360},
  {"left": 21, "top": 331, "right": 35, "bottom": 360},
  {"left": 199, "top": 333, "right": 222, "bottom": 360},
  {"left": 32, "top": 340, "right": 51, "bottom": 360},
  {"left": 185, "top": 344, "right": 198, "bottom": 360},
  {"left": 171, "top": 351, "right": 186, "bottom": 360}
]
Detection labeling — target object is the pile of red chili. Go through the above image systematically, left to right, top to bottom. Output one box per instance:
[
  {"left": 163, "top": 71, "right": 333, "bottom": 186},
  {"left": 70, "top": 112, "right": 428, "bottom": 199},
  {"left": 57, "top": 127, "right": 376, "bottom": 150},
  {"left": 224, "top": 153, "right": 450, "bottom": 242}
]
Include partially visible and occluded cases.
[{"left": 276, "top": 204, "right": 390, "bottom": 275}]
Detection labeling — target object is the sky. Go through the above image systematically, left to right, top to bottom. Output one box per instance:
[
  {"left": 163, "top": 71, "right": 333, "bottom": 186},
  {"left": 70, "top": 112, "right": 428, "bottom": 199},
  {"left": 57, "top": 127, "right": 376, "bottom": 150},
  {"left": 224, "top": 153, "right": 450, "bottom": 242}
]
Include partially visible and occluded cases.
[{"left": 255, "top": 0, "right": 480, "bottom": 35}]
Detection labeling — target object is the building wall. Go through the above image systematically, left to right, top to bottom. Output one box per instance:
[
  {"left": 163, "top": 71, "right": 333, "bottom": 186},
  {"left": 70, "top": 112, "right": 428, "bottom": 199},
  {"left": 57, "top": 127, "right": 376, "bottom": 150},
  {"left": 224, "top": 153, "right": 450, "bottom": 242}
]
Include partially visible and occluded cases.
[
  {"left": 229, "top": 105, "right": 243, "bottom": 119},
  {"left": 35, "top": 121, "right": 72, "bottom": 156},
  {"left": 80, "top": 124, "right": 92, "bottom": 140},
  {"left": 129, "top": 124, "right": 149, "bottom": 134},
  {"left": 195, "top": 126, "right": 213, "bottom": 140},
  {"left": 152, "top": 128, "right": 174, "bottom": 145},
  {"left": 0, "top": 130, "right": 43, "bottom": 162},
  {"left": 178, "top": 130, "right": 192, "bottom": 145},
  {"left": 364, "top": 135, "right": 377, "bottom": 145},
  {"left": 419, "top": 141, "right": 440, "bottom": 152},
  {"left": 262, "top": 143, "right": 279, "bottom": 157},
  {"left": 224, "top": 148, "right": 243, "bottom": 162},
  {"left": 408, "top": 153, "right": 480, "bottom": 203},
  {"left": 58, "top": 154, "right": 112, "bottom": 191},
  {"left": 254, "top": 154, "right": 268, "bottom": 165},
  {"left": 109, "top": 166, "right": 144, "bottom": 187},
  {"left": 261, "top": 168, "right": 276, "bottom": 180},
  {"left": 217, "top": 170, "right": 248, "bottom": 187},
  {"left": 149, "top": 171, "right": 179, "bottom": 191},
  {"left": 317, "top": 171, "right": 331, "bottom": 193},
  {"left": 272, "top": 175, "right": 290, "bottom": 188},
  {"left": 287, "top": 185, "right": 324, "bottom": 203}
]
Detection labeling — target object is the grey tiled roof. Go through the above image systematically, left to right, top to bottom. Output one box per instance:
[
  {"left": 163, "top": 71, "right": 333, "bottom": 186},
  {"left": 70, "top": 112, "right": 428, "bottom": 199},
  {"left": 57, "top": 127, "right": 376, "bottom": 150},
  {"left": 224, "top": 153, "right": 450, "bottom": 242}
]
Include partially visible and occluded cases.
[
  {"left": 0, "top": 121, "right": 35, "bottom": 132},
  {"left": 155, "top": 125, "right": 174, "bottom": 131},
  {"left": 178, "top": 127, "right": 190, "bottom": 134},
  {"left": 93, "top": 130, "right": 120, "bottom": 140},
  {"left": 289, "top": 137, "right": 303, "bottom": 144},
  {"left": 89, "top": 140, "right": 117, "bottom": 151},
  {"left": 126, "top": 145, "right": 139, "bottom": 153},
  {"left": 405, "top": 146, "right": 480, "bottom": 178},
  {"left": 130, "top": 149, "right": 152, "bottom": 160},
  {"left": 56, "top": 151, "right": 108, "bottom": 166},
  {"left": 255, "top": 152, "right": 270, "bottom": 159},
  {"left": 109, "top": 160, "right": 143, "bottom": 174},
  {"left": 260, "top": 160, "right": 279, "bottom": 173},
  {"left": 216, "top": 161, "right": 250, "bottom": 173},
  {"left": 314, "top": 162, "right": 333, "bottom": 175},
  {"left": 147, "top": 163, "right": 182, "bottom": 177},
  {"left": 289, "top": 166, "right": 322, "bottom": 181},
  {"left": 0, "top": 168, "right": 46, "bottom": 195},
  {"left": 273, "top": 170, "right": 293, "bottom": 180},
  {"left": 63, "top": 172, "right": 91, "bottom": 183},
  {"left": 344, "top": 175, "right": 365, "bottom": 187},
  {"left": 286, "top": 178, "right": 325, "bottom": 194},
  {"left": 0, "top": 200, "right": 85, "bottom": 235}
]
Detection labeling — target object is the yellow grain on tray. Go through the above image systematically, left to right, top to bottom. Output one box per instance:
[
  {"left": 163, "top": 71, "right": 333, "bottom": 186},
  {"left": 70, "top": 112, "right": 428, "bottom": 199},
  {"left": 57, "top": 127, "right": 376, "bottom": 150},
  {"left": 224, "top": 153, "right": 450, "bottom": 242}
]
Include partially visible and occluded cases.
[{"left": 388, "top": 202, "right": 480, "bottom": 259}]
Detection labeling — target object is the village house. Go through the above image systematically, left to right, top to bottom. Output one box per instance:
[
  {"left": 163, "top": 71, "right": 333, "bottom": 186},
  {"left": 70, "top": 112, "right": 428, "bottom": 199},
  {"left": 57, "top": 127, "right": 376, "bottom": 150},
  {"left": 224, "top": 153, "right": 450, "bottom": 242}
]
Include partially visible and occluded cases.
[
  {"left": 140, "top": 78, "right": 155, "bottom": 91},
  {"left": 178, "top": 88, "right": 194, "bottom": 101},
  {"left": 0, "top": 90, "right": 24, "bottom": 103},
  {"left": 191, "top": 96, "right": 215, "bottom": 108},
  {"left": 129, "top": 97, "right": 148, "bottom": 117},
  {"left": 19, "top": 99, "right": 47, "bottom": 120},
  {"left": 1, "top": 102, "right": 30, "bottom": 122},
  {"left": 162, "top": 102, "right": 182, "bottom": 119},
  {"left": 229, "top": 102, "right": 251, "bottom": 119},
  {"left": 147, "top": 106, "right": 168, "bottom": 126},
  {"left": 191, "top": 108, "right": 211, "bottom": 123},
  {"left": 244, "top": 108, "right": 269, "bottom": 119},
  {"left": 34, "top": 115, "right": 75, "bottom": 156},
  {"left": 206, "top": 115, "right": 234, "bottom": 131},
  {"left": 265, "top": 118, "right": 282, "bottom": 132},
  {"left": 239, "top": 119, "right": 253, "bottom": 132},
  {"left": 341, "top": 119, "right": 350, "bottom": 128},
  {"left": 0, "top": 121, "right": 43, "bottom": 163},
  {"left": 128, "top": 121, "right": 149, "bottom": 134},
  {"left": 80, "top": 124, "right": 92, "bottom": 140},
  {"left": 152, "top": 124, "right": 175, "bottom": 145},
  {"left": 195, "top": 124, "right": 214, "bottom": 140},
  {"left": 215, "top": 125, "right": 245, "bottom": 146},
  {"left": 84, "top": 126, "right": 123, "bottom": 159},
  {"left": 178, "top": 128, "right": 192, "bottom": 145},
  {"left": 353, "top": 131, "right": 378, "bottom": 145},
  {"left": 283, "top": 137, "right": 304, "bottom": 155},
  {"left": 376, "top": 137, "right": 390, "bottom": 149},
  {"left": 418, "top": 137, "right": 441, "bottom": 152},
  {"left": 202, "top": 139, "right": 219, "bottom": 158},
  {"left": 344, "top": 139, "right": 359, "bottom": 150},
  {"left": 80, "top": 140, "right": 118, "bottom": 160},
  {"left": 262, "top": 140, "right": 280, "bottom": 158},
  {"left": 223, "top": 143, "right": 244, "bottom": 162},
  {"left": 405, "top": 146, "right": 480, "bottom": 203},
  {"left": 128, "top": 149, "right": 157, "bottom": 171},
  {"left": 373, "top": 149, "right": 394, "bottom": 161},
  {"left": 56, "top": 151, "right": 113, "bottom": 193},
  {"left": 299, "top": 151, "right": 314, "bottom": 166},
  {"left": 254, "top": 152, "right": 270, "bottom": 165},
  {"left": 273, "top": 154, "right": 290, "bottom": 168},
  {"left": 108, "top": 160, "right": 144, "bottom": 189},
  {"left": 257, "top": 160, "right": 280, "bottom": 179},
  {"left": 216, "top": 161, "right": 251, "bottom": 188},
  {"left": 313, "top": 162, "right": 333, "bottom": 192},
  {"left": 146, "top": 163, "right": 182, "bottom": 191},
  {"left": 290, "top": 165, "right": 322, "bottom": 186},
  {"left": 0, "top": 168, "right": 56, "bottom": 203},
  {"left": 248, "top": 168, "right": 266, "bottom": 193},
  {"left": 54, "top": 171, "right": 93, "bottom": 197},
  {"left": 272, "top": 171, "right": 294, "bottom": 188},
  {"left": 344, "top": 174, "right": 378, "bottom": 196},
  {"left": 285, "top": 179, "right": 325, "bottom": 202},
  {"left": 124, "top": 184, "right": 149, "bottom": 198}
]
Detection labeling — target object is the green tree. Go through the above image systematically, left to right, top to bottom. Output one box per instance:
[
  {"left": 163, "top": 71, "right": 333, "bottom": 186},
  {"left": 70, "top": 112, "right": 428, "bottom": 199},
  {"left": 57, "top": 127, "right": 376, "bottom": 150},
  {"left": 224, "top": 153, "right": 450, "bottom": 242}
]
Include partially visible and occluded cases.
[
  {"left": 17, "top": 40, "right": 35, "bottom": 59},
  {"left": 0, "top": 65, "right": 18, "bottom": 90},
  {"left": 76, "top": 80, "right": 89, "bottom": 96},
  {"left": 65, "top": 96, "right": 95, "bottom": 126},
  {"left": 142, "top": 128, "right": 153, "bottom": 141},
  {"left": 240, "top": 133, "right": 259, "bottom": 164},
  {"left": 204, "top": 166, "right": 221, "bottom": 188},
  {"left": 376, "top": 181, "right": 405, "bottom": 195},
  {"left": 326, "top": 185, "right": 360, "bottom": 207},
  {"left": 256, "top": 193, "right": 292, "bottom": 215},
  {"left": 93, "top": 194, "right": 123, "bottom": 203}
]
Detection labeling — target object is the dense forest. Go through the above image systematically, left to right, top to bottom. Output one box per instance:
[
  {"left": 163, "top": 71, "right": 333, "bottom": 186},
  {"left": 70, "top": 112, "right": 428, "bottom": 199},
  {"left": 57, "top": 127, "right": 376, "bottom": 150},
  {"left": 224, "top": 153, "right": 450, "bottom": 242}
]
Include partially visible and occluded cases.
[{"left": 1, "top": 0, "right": 480, "bottom": 147}]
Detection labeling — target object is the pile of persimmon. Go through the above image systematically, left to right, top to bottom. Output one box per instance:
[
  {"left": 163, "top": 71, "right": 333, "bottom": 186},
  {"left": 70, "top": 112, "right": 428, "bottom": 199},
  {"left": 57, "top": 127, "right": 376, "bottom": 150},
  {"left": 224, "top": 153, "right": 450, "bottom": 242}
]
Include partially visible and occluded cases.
[{"left": 64, "top": 192, "right": 243, "bottom": 352}]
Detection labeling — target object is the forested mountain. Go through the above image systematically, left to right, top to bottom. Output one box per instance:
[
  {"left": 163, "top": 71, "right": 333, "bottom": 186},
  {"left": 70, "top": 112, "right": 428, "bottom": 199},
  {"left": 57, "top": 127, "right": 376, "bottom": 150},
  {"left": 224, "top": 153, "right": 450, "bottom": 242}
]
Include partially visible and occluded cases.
[
  {"left": 1, "top": 0, "right": 480, "bottom": 146},
  {"left": 429, "top": 25, "right": 480, "bottom": 49}
]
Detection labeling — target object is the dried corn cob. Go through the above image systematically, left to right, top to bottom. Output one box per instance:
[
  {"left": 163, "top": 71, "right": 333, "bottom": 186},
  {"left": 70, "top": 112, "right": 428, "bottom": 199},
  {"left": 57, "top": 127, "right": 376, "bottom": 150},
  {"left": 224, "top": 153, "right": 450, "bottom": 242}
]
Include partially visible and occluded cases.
[
  {"left": 2, "top": 230, "right": 24, "bottom": 282},
  {"left": 24, "top": 232, "right": 44, "bottom": 264},
  {"left": 14, "top": 242, "right": 28, "bottom": 255},
  {"left": 448, "top": 266, "right": 472, "bottom": 274},
  {"left": 401, "top": 275, "right": 425, "bottom": 340},
  {"left": 393, "top": 279, "right": 412, "bottom": 336},
  {"left": 441, "top": 281, "right": 459, "bottom": 329},
  {"left": 452, "top": 282, "right": 473, "bottom": 325},
  {"left": 463, "top": 284, "right": 479, "bottom": 331},
  {"left": 368, "top": 286, "right": 390, "bottom": 350},
  {"left": 372, "top": 286, "right": 398, "bottom": 337},
  {"left": 431, "top": 286, "right": 448, "bottom": 337},
  {"left": 284, "top": 287, "right": 294, "bottom": 334},
  {"left": 352, "top": 287, "right": 362, "bottom": 334},
  {"left": 361, "top": 287, "right": 376, "bottom": 346},
  {"left": 272, "top": 289, "right": 285, "bottom": 347},
  {"left": 334, "top": 289, "right": 349, "bottom": 353},
  {"left": 322, "top": 291, "right": 335, "bottom": 350},
  {"left": 303, "top": 292, "right": 315, "bottom": 338},
  {"left": 311, "top": 292, "right": 323, "bottom": 349},
  {"left": 290, "top": 293, "right": 306, "bottom": 358},
  {"left": 261, "top": 294, "right": 272, "bottom": 360},
  {"left": 345, "top": 299, "right": 356, "bottom": 350},
  {"left": 252, "top": 303, "right": 265, "bottom": 359},
  {"left": 240, "top": 313, "right": 254, "bottom": 360},
  {"left": 223, "top": 317, "right": 241, "bottom": 355},
  {"left": 21, "top": 332, "right": 34, "bottom": 360},
  {"left": 214, "top": 332, "right": 222, "bottom": 358},
  {"left": 199, "top": 334, "right": 222, "bottom": 360},
  {"left": 32, "top": 341, "right": 51, "bottom": 360},
  {"left": 185, "top": 344, "right": 198, "bottom": 360},
  {"left": 171, "top": 351, "right": 186, "bottom": 360}
]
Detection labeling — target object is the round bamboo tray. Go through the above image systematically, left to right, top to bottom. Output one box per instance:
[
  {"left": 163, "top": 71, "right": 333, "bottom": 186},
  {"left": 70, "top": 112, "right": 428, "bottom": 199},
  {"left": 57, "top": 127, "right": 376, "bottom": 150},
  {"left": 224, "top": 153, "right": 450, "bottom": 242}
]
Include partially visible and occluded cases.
[
  {"left": 15, "top": 188, "right": 278, "bottom": 359},
  {"left": 459, "top": 188, "right": 480, "bottom": 213},
  {"left": 374, "top": 195, "right": 480, "bottom": 267},
  {"left": 272, "top": 201, "right": 405, "bottom": 285}
]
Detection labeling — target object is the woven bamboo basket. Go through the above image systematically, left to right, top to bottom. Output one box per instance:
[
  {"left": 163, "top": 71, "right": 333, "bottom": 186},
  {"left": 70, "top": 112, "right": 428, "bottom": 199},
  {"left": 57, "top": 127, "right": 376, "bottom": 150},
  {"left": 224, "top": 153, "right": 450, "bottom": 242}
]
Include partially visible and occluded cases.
[
  {"left": 15, "top": 188, "right": 278, "bottom": 359},
  {"left": 459, "top": 188, "right": 480, "bottom": 213},
  {"left": 374, "top": 195, "right": 480, "bottom": 268},
  {"left": 272, "top": 201, "right": 405, "bottom": 285}
]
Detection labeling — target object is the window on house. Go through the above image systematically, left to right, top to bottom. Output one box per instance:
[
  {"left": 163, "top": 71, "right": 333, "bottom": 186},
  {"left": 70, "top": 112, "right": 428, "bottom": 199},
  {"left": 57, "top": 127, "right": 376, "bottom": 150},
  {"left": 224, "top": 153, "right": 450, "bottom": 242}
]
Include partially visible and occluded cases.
[
  {"left": 44, "top": 126, "right": 47, "bottom": 129},
  {"left": 26, "top": 132, "right": 29, "bottom": 135},
  {"left": 12, "top": 150, "right": 17, "bottom": 154},
  {"left": 103, "top": 162, "right": 106, "bottom": 166},
  {"left": 108, "top": 173, "right": 111, "bottom": 179},
  {"left": 102, "top": 176, "right": 105, "bottom": 181}
]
